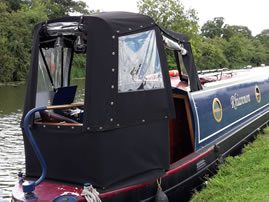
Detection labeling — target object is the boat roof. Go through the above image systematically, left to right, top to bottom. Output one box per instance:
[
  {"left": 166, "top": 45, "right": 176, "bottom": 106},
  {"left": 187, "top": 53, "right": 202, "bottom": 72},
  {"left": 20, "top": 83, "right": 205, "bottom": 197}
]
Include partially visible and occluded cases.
[
  {"left": 45, "top": 12, "right": 190, "bottom": 42},
  {"left": 46, "top": 12, "right": 156, "bottom": 35},
  {"left": 171, "top": 66, "right": 269, "bottom": 92}
]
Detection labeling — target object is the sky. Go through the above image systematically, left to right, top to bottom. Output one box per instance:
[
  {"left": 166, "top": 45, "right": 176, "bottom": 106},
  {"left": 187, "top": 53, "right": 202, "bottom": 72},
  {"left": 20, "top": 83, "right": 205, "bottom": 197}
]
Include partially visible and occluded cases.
[{"left": 85, "top": 0, "right": 269, "bottom": 36}]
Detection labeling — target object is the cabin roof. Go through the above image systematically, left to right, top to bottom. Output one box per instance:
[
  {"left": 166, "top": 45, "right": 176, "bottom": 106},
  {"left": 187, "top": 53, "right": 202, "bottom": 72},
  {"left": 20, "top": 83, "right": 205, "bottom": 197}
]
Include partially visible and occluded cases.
[
  {"left": 46, "top": 12, "right": 190, "bottom": 42},
  {"left": 47, "top": 12, "right": 157, "bottom": 35},
  {"left": 91, "top": 12, "right": 155, "bottom": 34},
  {"left": 161, "top": 28, "right": 189, "bottom": 43}
]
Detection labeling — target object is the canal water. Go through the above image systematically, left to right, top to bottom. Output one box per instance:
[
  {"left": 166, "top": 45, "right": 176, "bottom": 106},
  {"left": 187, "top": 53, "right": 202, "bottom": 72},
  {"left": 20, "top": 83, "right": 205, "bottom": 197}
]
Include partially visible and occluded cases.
[
  {"left": 0, "top": 79, "right": 85, "bottom": 200},
  {"left": 0, "top": 84, "right": 25, "bottom": 200}
]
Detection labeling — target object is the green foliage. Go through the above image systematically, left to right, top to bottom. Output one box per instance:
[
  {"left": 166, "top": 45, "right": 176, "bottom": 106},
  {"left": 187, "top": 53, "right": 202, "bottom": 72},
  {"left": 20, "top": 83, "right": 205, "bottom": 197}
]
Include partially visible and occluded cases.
[
  {"left": 0, "top": 0, "right": 90, "bottom": 82},
  {"left": 0, "top": 0, "right": 47, "bottom": 82},
  {"left": 1, "top": 0, "right": 269, "bottom": 82},
  {"left": 2, "top": 0, "right": 30, "bottom": 12},
  {"left": 45, "top": 0, "right": 90, "bottom": 19},
  {"left": 137, "top": 0, "right": 200, "bottom": 44},
  {"left": 137, "top": 0, "right": 203, "bottom": 67},
  {"left": 137, "top": 1, "right": 269, "bottom": 70},
  {"left": 0, "top": 2, "right": 13, "bottom": 82},
  {"left": 198, "top": 16, "right": 269, "bottom": 69},
  {"left": 201, "top": 17, "right": 225, "bottom": 39},
  {"left": 223, "top": 25, "right": 252, "bottom": 39},
  {"left": 256, "top": 29, "right": 269, "bottom": 51},
  {"left": 222, "top": 31, "right": 268, "bottom": 68},
  {"left": 224, "top": 35, "right": 250, "bottom": 68},
  {"left": 196, "top": 37, "right": 228, "bottom": 69},
  {"left": 250, "top": 39, "right": 269, "bottom": 65},
  {"left": 71, "top": 54, "right": 86, "bottom": 79},
  {"left": 192, "top": 129, "right": 269, "bottom": 202}
]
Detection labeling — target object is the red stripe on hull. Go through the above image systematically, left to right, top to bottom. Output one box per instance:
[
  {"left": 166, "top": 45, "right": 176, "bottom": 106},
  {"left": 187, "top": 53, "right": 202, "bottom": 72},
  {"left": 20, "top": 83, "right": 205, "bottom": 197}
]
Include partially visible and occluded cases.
[
  {"left": 12, "top": 147, "right": 214, "bottom": 201},
  {"left": 100, "top": 147, "right": 214, "bottom": 198}
]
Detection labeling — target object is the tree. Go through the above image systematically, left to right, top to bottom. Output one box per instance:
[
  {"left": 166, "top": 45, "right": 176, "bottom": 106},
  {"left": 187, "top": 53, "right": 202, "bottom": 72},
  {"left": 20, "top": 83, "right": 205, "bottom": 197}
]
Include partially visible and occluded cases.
[
  {"left": 0, "top": 0, "right": 47, "bottom": 82},
  {"left": 0, "top": 0, "right": 93, "bottom": 82},
  {"left": 2, "top": 0, "right": 30, "bottom": 12},
  {"left": 9, "top": 0, "right": 47, "bottom": 81},
  {"left": 45, "top": 0, "right": 90, "bottom": 19},
  {"left": 137, "top": 0, "right": 199, "bottom": 40},
  {"left": 137, "top": 0, "right": 201, "bottom": 68},
  {"left": 0, "top": 2, "right": 14, "bottom": 82},
  {"left": 200, "top": 17, "right": 269, "bottom": 69},
  {"left": 201, "top": 17, "right": 225, "bottom": 38},
  {"left": 223, "top": 25, "right": 252, "bottom": 39},
  {"left": 256, "top": 29, "right": 269, "bottom": 49},
  {"left": 223, "top": 35, "right": 251, "bottom": 68},
  {"left": 196, "top": 37, "right": 228, "bottom": 69},
  {"left": 249, "top": 39, "right": 269, "bottom": 66}
]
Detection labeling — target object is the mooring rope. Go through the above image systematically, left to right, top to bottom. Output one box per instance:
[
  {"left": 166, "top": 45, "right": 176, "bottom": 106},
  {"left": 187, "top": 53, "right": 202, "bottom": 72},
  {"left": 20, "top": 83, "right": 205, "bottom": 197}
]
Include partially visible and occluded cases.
[{"left": 81, "top": 184, "right": 101, "bottom": 202}]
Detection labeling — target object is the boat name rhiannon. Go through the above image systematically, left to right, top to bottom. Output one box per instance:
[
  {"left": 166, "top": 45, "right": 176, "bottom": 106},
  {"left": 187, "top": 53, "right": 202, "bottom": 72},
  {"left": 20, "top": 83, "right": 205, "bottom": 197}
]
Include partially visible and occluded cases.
[{"left": 230, "top": 93, "right": 251, "bottom": 110}]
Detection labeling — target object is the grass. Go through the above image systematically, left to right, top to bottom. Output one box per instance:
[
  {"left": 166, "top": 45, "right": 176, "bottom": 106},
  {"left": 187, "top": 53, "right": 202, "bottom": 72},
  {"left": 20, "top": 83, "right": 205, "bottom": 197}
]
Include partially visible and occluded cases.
[{"left": 191, "top": 128, "right": 269, "bottom": 202}]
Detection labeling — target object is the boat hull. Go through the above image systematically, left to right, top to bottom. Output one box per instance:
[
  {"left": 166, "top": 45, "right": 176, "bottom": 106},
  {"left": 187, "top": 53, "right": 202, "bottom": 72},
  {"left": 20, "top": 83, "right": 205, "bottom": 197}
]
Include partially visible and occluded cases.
[{"left": 13, "top": 111, "right": 268, "bottom": 201}]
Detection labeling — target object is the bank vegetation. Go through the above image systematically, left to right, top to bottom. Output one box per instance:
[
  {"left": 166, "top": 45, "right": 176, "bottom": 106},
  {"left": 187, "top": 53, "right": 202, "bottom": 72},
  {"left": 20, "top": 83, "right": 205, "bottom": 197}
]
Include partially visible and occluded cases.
[
  {"left": 1, "top": 0, "right": 269, "bottom": 83},
  {"left": 191, "top": 128, "right": 269, "bottom": 201}
]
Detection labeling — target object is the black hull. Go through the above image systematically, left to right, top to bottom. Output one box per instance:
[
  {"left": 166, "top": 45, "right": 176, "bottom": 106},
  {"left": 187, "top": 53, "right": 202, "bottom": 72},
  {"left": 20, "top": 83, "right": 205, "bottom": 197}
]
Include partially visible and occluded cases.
[{"left": 12, "top": 109, "right": 269, "bottom": 202}]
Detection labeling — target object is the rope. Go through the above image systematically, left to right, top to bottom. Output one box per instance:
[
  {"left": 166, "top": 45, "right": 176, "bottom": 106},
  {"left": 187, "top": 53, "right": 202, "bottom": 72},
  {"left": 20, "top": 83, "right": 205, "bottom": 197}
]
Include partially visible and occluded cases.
[
  {"left": 157, "top": 178, "right": 162, "bottom": 191},
  {"left": 81, "top": 184, "right": 101, "bottom": 202}
]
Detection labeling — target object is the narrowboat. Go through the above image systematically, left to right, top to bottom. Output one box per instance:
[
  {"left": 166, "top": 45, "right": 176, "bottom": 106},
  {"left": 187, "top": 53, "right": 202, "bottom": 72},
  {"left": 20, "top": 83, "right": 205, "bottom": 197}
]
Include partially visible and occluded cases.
[{"left": 12, "top": 12, "right": 269, "bottom": 201}]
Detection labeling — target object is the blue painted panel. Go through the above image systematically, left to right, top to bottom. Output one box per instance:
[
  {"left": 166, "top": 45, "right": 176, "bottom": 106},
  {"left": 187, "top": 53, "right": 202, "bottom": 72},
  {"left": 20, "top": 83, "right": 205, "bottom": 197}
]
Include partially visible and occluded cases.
[{"left": 189, "top": 76, "right": 269, "bottom": 150}]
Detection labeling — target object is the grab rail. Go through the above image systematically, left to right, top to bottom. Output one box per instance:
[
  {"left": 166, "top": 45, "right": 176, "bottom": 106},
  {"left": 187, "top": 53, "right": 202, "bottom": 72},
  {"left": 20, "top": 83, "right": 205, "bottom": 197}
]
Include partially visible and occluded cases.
[{"left": 22, "top": 103, "right": 83, "bottom": 193}]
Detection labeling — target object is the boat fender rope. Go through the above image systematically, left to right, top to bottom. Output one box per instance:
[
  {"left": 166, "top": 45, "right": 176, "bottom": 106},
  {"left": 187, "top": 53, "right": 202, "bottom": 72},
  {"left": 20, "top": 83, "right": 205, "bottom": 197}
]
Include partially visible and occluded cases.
[
  {"left": 155, "top": 178, "right": 169, "bottom": 202},
  {"left": 157, "top": 178, "right": 162, "bottom": 190},
  {"left": 81, "top": 183, "right": 101, "bottom": 202}
]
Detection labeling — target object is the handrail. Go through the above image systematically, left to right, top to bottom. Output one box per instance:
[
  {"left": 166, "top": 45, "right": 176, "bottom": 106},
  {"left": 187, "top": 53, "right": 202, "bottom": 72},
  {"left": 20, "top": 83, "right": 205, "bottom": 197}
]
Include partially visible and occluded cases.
[
  {"left": 197, "top": 68, "right": 229, "bottom": 75},
  {"left": 47, "top": 102, "right": 83, "bottom": 110},
  {"left": 22, "top": 103, "right": 83, "bottom": 193},
  {"left": 22, "top": 106, "right": 47, "bottom": 193}
]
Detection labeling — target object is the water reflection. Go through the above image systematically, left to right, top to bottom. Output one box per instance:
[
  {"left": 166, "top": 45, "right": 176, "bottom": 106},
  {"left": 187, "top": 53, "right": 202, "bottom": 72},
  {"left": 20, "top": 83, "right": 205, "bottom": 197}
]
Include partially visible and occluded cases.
[
  {"left": 0, "top": 79, "right": 85, "bottom": 199},
  {"left": 0, "top": 84, "right": 26, "bottom": 115},
  {"left": 0, "top": 112, "right": 24, "bottom": 199}
]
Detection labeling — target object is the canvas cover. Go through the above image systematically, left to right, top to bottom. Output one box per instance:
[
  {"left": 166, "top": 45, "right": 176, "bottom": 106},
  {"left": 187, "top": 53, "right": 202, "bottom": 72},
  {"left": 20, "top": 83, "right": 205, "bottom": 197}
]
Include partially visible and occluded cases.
[
  {"left": 22, "top": 12, "right": 175, "bottom": 188},
  {"left": 161, "top": 28, "right": 202, "bottom": 91}
]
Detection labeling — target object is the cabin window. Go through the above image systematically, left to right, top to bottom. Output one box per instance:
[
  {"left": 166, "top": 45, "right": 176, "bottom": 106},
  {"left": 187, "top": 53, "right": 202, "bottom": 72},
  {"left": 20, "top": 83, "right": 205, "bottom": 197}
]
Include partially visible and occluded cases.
[
  {"left": 33, "top": 21, "right": 87, "bottom": 125},
  {"left": 118, "top": 30, "right": 164, "bottom": 92},
  {"left": 35, "top": 44, "right": 86, "bottom": 124},
  {"left": 36, "top": 47, "right": 72, "bottom": 107},
  {"left": 38, "top": 48, "right": 71, "bottom": 90},
  {"left": 165, "top": 48, "right": 188, "bottom": 82},
  {"left": 69, "top": 54, "right": 86, "bottom": 102}
]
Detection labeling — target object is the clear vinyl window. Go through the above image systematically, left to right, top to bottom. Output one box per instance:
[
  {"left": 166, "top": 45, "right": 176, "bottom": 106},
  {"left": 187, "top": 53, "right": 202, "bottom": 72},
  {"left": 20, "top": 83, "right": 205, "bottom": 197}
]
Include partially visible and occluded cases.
[
  {"left": 118, "top": 30, "right": 164, "bottom": 92},
  {"left": 36, "top": 47, "right": 72, "bottom": 107},
  {"left": 37, "top": 47, "right": 71, "bottom": 92}
]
